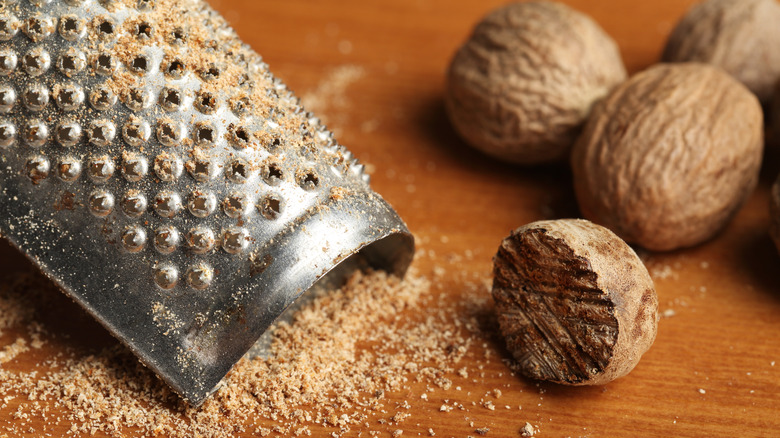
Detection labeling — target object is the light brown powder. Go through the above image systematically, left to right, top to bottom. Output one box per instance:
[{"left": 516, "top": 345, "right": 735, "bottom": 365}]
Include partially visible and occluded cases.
[{"left": 0, "top": 265, "right": 483, "bottom": 436}]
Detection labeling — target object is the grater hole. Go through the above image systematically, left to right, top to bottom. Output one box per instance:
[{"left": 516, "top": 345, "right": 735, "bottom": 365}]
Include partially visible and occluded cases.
[
  {"left": 0, "top": 16, "right": 19, "bottom": 41},
  {"left": 59, "top": 16, "right": 85, "bottom": 41},
  {"left": 24, "top": 17, "right": 53, "bottom": 42},
  {"left": 63, "top": 18, "right": 78, "bottom": 32},
  {"left": 97, "top": 19, "right": 115, "bottom": 37},
  {"left": 135, "top": 21, "right": 153, "bottom": 39},
  {"left": 169, "top": 27, "right": 186, "bottom": 45},
  {"left": 22, "top": 49, "right": 51, "bottom": 76},
  {"left": 58, "top": 50, "right": 86, "bottom": 76},
  {"left": 0, "top": 51, "right": 17, "bottom": 75},
  {"left": 95, "top": 53, "right": 116, "bottom": 75},
  {"left": 130, "top": 55, "right": 150, "bottom": 74},
  {"left": 165, "top": 59, "right": 185, "bottom": 78},
  {"left": 200, "top": 64, "right": 220, "bottom": 81},
  {"left": 23, "top": 85, "right": 49, "bottom": 111},
  {"left": 56, "top": 85, "right": 84, "bottom": 111},
  {"left": 0, "top": 86, "right": 15, "bottom": 112},
  {"left": 89, "top": 86, "right": 117, "bottom": 111},
  {"left": 161, "top": 87, "right": 181, "bottom": 110},
  {"left": 126, "top": 88, "right": 148, "bottom": 111},
  {"left": 195, "top": 91, "right": 218, "bottom": 114},
  {"left": 231, "top": 96, "right": 251, "bottom": 116},
  {"left": 122, "top": 118, "right": 151, "bottom": 146},
  {"left": 157, "top": 119, "right": 182, "bottom": 146},
  {"left": 88, "top": 120, "right": 116, "bottom": 147},
  {"left": 23, "top": 121, "right": 47, "bottom": 147},
  {"left": 0, "top": 122, "right": 16, "bottom": 148},
  {"left": 56, "top": 122, "right": 82, "bottom": 147},
  {"left": 195, "top": 123, "right": 216, "bottom": 146},
  {"left": 230, "top": 124, "right": 251, "bottom": 148},
  {"left": 235, "top": 127, "right": 250, "bottom": 143},
  {"left": 154, "top": 153, "right": 183, "bottom": 182},
  {"left": 121, "top": 154, "right": 148, "bottom": 182},
  {"left": 26, "top": 155, "right": 50, "bottom": 184},
  {"left": 87, "top": 156, "right": 115, "bottom": 183},
  {"left": 57, "top": 157, "right": 81, "bottom": 182},
  {"left": 187, "top": 159, "right": 212, "bottom": 182},
  {"left": 227, "top": 159, "right": 250, "bottom": 183},
  {"left": 263, "top": 162, "right": 284, "bottom": 185},
  {"left": 298, "top": 169, "right": 320, "bottom": 190},
  {"left": 88, "top": 190, "right": 114, "bottom": 216},
  {"left": 188, "top": 190, "right": 216, "bottom": 218},
  {"left": 121, "top": 191, "right": 147, "bottom": 217},
  {"left": 154, "top": 191, "right": 182, "bottom": 218},
  {"left": 222, "top": 193, "right": 248, "bottom": 218},
  {"left": 260, "top": 195, "right": 283, "bottom": 220},
  {"left": 121, "top": 226, "right": 147, "bottom": 253},
  {"left": 153, "top": 226, "right": 179, "bottom": 254},
  {"left": 187, "top": 228, "right": 215, "bottom": 254},
  {"left": 222, "top": 228, "right": 250, "bottom": 254},
  {"left": 186, "top": 263, "right": 213, "bottom": 289},
  {"left": 154, "top": 265, "right": 178, "bottom": 289}
]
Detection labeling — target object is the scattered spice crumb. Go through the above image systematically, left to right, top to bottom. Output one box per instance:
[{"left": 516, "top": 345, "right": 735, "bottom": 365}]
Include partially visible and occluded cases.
[{"left": 520, "top": 422, "right": 538, "bottom": 437}]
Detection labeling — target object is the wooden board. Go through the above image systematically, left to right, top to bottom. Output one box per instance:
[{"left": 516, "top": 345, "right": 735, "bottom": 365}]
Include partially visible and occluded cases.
[{"left": 3, "top": 0, "right": 780, "bottom": 436}]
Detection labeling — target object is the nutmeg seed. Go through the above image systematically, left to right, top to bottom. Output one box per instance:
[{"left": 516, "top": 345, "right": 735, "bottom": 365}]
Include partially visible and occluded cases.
[
  {"left": 662, "top": 0, "right": 780, "bottom": 103},
  {"left": 445, "top": 1, "right": 626, "bottom": 165},
  {"left": 571, "top": 63, "right": 763, "bottom": 251},
  {"left": 492, "top": 219, "right": 657, "bottom": 386}
]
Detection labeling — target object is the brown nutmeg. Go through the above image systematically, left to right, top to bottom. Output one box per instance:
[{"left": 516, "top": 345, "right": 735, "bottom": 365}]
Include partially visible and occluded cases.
[
  {"left": 662, "top": 0, "right": 780, "bottom": 103},
  {"left": 445, "top": 1, "right": 626, "bottom": 165},
  {"left": 571, "top": 63, "right": 763, "bottom": 251},
  {"left": 772, "top": 79, "right": 780, "bottom": 146},
  {"left": 770, "top": 175, "right": 780, "bottom": 252},
  {"left": 492, "top": 219, "right": 657, "bottom": 386}
]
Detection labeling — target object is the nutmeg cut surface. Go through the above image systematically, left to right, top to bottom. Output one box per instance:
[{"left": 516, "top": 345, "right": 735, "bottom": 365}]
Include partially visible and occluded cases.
[
  {"left": 662, "top": 0, "right": 780, "bottom": 103},
  {"left": 445, "top": 1, "right": 626, "bottom": 165},
  {"left": 571, "top": 63, "right": 763, "bottom": 251},
  {"left": 492, "top": 219, "right": 657, "bottom": 385}
]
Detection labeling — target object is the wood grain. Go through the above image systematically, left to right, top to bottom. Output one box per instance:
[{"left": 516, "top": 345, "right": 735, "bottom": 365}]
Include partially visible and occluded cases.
[{"left": 4, "top": 0, "right": 780, "bottom": 436}]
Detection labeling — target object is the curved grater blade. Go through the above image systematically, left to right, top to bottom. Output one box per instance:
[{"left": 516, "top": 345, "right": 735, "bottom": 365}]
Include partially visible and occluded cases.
[{"left": 0, "top": 0, "right": 414, "bottom": 406}]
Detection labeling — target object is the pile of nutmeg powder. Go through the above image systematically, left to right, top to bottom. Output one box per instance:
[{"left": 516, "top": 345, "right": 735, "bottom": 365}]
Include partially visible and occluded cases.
[{"left": 0, "top": 251, "right": 503, "bottom": 437}]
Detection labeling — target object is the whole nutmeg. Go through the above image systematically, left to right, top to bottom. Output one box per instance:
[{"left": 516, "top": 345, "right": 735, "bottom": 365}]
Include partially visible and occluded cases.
[
  {"left": 662, "top": 0, "right": 780, "bottom": 103},
  {"left": 445, "top": 1, "right": 627, "bottom": 165},
  {"left": 571, "top": 63, "right": 763, "bottom": 251},
  {"left": 772, "top": 79, "right": 780, "bottom": 145},
  {"left": 770, "top": 175, "right": 780, "bottom": 252},
  {"left": 492, "top": 219, "right": 657, "bottom": 386}
]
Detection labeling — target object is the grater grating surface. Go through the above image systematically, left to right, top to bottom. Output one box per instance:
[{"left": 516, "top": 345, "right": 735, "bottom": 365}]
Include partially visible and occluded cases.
[{"left": 0, "top": 0, "right": 414, "bottom": 406}]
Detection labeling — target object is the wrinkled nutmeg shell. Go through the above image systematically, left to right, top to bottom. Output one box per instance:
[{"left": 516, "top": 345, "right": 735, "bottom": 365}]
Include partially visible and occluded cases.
[
  {"left": 662, "top": 0, "right": 780, "bottom": 103},
  {"left": 445, "top": 1, "right": 626, "bottom": 165},
  {"left": 571, "top": 63, "right": 763, "bottom": 251},
  {"left": 769, "top": 176, "right": 780, "bottom": 253},
  {"left": 492, "top": 219, "right": 657, "bottom": 385}
]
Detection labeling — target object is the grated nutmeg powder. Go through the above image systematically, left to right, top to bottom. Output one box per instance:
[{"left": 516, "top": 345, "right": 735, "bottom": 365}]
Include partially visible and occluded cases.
[{"left": 0, "top": 264, "right": 484, "bottom": 437}]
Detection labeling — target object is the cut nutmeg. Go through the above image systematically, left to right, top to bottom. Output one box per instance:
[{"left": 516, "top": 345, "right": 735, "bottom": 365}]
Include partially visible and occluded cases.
[
  {"left": 662, "top": 0, "right": 780, "bottom": 103},
  {"left": 445, "top": 1, "right": 626, "bottom": 165},
  {"left": 571, "top": 63, "right": 763, "bottom": 251},
  {"left": 492, "top": 219, "right": 657, "bottom": 385}
]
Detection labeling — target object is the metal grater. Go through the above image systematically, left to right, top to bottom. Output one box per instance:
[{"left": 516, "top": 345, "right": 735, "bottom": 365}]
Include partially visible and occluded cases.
[{"left": 0, "top": 0, "right": 414, "bottom": 406}]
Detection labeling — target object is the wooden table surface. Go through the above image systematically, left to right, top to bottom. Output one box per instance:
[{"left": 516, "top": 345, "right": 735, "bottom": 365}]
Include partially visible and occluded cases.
[{"left": 3, "top": 0, "right": 780, "bottom": 436}]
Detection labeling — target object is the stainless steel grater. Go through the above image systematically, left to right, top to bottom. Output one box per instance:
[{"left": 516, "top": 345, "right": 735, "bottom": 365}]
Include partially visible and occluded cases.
[{"left": 0, "top": 0, "right": 414, "bottom": 406}]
